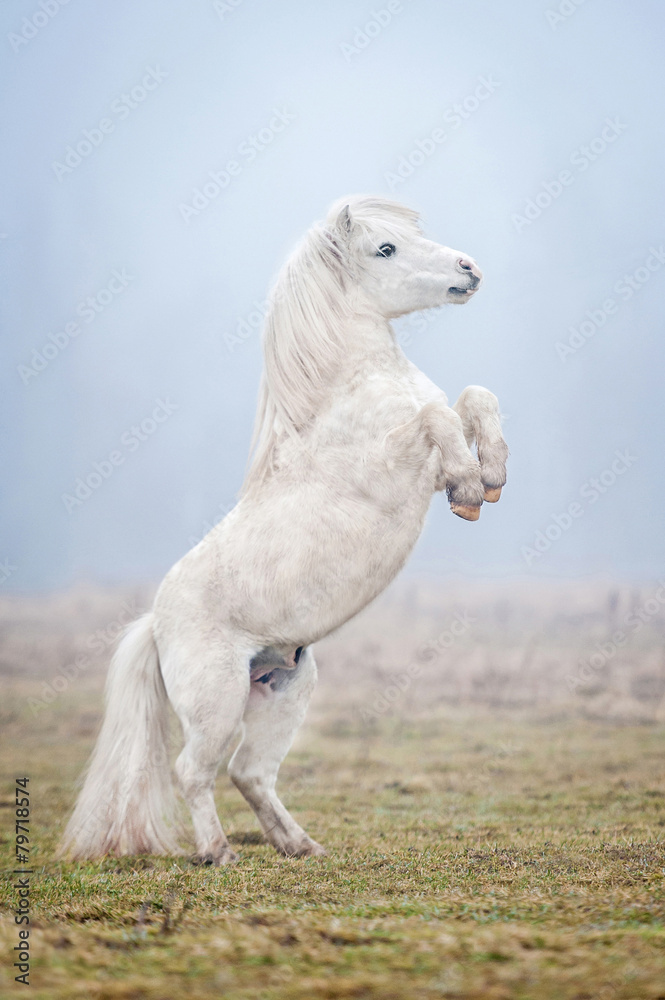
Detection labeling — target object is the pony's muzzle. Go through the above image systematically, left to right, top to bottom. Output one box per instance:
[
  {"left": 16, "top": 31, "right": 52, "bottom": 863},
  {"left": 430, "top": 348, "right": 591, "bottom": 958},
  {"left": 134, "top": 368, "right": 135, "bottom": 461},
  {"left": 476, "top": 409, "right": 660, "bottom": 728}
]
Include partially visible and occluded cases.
[{"left": 457, "top": 258, "right": 482, "bottom": 289}]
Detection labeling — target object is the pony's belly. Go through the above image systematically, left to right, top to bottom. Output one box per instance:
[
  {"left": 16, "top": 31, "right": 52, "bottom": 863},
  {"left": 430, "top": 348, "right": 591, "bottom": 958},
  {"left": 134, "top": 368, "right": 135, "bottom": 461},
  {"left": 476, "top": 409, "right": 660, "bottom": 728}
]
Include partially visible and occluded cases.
[
  {"left": 155, "top": 462, "right": 436, "bottom": 646},
  {"left": 227, "top": 481, "right": 433, "bottom": 642}
]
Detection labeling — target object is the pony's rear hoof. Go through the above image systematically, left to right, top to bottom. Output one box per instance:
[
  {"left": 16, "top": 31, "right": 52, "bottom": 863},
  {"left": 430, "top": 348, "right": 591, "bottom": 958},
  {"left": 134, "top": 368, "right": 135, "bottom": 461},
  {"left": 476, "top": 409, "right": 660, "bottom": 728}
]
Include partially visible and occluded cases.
[
  {"left": 484, "top": 487, "right": 502, "bottom": 503},
  {"left": 451, "top": 503, "right": 481, "bottom": 521},
  {"left": 285, "top": 838, "right": 326, "bottom": 859},
  {"left": 299, "top": 839, "right": 327, "bottom": 858},
  {"left": 191, "top": 847, "right": 239, "bottom": 867}
]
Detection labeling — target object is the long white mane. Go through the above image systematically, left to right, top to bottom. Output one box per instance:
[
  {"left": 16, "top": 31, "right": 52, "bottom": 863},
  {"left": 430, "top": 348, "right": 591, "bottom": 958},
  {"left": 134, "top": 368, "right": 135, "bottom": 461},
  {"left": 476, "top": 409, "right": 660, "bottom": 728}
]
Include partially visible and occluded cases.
[{"left": 242, "top": 196, "right": 422, "bottom": 494}]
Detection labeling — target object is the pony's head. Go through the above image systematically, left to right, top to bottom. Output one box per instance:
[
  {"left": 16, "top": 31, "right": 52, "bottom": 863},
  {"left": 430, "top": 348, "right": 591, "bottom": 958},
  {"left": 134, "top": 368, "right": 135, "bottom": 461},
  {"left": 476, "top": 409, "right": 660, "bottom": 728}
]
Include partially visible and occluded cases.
[
  {"left": 242, "top": 196, "right": 482, "bottom": 493},
  {"left": 324, "top": 196, "right": 482, "bottom": 317}
]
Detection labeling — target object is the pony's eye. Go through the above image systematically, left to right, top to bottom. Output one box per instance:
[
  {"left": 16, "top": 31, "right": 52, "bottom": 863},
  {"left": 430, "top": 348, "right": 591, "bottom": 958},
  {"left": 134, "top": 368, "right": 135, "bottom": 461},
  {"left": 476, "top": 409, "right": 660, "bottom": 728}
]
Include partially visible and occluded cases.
[{"left": 376, "top": 243, "right": 396, "bottom": 258}]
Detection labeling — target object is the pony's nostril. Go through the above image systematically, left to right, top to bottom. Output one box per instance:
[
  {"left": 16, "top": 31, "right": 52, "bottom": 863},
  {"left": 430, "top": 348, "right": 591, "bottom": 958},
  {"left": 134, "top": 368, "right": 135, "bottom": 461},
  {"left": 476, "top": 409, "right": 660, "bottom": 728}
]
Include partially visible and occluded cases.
[{"left": 458, "top": 259, "right": 472, "bottom": 270}]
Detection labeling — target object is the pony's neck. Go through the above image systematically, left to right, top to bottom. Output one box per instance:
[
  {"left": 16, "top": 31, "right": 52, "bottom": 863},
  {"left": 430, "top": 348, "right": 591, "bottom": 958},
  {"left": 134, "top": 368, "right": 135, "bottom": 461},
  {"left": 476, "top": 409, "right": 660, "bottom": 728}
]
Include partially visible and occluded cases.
[
  {"left": 241, "top": 309, "right": 402, "bottom": 496},
  {"left": 336, "top": 309, "right": 399, "bottom": 368}
]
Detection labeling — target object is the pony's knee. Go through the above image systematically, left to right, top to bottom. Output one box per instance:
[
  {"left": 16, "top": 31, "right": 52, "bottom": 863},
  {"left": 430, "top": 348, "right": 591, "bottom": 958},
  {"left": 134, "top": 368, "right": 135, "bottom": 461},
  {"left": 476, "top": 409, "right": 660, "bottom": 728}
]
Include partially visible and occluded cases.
[
  {"left": 458, "top": 384, "right": 499, "bottom": 413},
  {"left": 420, "top": 402, "right": 466, "bottom": 446},
  {"left": 175, "top": 728, "right": 229, "bottom": 797},
  {"left": 175, "top": 749, "right": 210, "bottom": 802},
  {"left": 228, "top": 755, "right": 268, "bottom": 799},
  {"left": 227, "top": 759, "right": 252, "bottom": 791}
]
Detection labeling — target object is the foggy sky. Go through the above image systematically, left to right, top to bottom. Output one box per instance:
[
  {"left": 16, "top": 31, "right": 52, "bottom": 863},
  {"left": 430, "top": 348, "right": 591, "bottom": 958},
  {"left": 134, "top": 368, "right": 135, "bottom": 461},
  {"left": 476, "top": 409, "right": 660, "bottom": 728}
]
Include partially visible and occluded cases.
[{"left": 1, "top": 0, "right": 664, "bottom": 592}]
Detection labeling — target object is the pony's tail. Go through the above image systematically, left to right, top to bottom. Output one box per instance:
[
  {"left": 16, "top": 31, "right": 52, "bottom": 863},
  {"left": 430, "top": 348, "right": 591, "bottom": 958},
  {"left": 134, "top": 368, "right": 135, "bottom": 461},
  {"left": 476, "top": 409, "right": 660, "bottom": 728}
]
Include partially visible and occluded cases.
[{"left": 58, "top": 613, "right": 179, "bottom": 860}]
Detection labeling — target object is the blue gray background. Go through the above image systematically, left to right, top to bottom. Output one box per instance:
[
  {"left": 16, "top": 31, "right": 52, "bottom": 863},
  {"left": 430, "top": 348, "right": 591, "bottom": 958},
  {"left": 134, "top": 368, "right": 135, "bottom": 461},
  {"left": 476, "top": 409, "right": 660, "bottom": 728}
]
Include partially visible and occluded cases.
[{"left": 1, "top": 0, "right": 664, "bottom": 592}]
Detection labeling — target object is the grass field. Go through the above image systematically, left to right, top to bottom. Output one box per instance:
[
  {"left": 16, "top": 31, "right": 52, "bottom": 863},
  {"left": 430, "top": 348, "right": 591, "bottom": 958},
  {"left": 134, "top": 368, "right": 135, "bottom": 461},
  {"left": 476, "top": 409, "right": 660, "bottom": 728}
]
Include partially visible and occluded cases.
[{"left": 1, "top": 580, "right": 664, "bottom": 998}]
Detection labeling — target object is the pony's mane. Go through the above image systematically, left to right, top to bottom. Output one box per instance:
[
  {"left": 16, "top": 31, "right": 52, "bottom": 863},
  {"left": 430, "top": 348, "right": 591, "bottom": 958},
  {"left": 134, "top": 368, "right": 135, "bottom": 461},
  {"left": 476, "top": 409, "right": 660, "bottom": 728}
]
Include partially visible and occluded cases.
[{"left": 241, "top": 197, "right": 422, "bottom": 495}]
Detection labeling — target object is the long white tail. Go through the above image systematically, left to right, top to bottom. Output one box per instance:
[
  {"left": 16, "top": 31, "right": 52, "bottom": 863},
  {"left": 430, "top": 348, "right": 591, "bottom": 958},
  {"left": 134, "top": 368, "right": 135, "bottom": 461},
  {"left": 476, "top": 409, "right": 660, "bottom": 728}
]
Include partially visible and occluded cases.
[{"left": 59, "top": 613, "right": 179, "bottom": 860}]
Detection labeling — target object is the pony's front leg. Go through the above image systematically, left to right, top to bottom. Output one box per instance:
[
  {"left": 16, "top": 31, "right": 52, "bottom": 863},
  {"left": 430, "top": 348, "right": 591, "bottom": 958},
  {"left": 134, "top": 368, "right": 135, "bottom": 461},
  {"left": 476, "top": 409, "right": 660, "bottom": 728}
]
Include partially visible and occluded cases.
[
  {"left": 453, "top": 386, "right": 509, "bottom": 503},
  {"left": 416, "top": 403, "right": 486, "bottom": 520}
]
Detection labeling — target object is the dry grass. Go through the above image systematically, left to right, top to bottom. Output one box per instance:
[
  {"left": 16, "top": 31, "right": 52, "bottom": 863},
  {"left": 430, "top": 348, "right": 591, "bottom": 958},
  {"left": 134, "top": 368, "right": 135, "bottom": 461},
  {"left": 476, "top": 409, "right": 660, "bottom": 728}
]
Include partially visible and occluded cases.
[{"left": 0, "top": 579, "right": 664, "bottom": 998}]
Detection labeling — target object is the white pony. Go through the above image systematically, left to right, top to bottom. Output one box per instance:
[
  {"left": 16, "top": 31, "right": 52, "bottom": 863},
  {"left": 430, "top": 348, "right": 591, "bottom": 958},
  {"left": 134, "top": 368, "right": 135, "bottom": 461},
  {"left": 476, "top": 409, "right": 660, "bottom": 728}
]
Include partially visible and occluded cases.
[{"left": 61, "top": 196, "right": 508, "bottom": 864}]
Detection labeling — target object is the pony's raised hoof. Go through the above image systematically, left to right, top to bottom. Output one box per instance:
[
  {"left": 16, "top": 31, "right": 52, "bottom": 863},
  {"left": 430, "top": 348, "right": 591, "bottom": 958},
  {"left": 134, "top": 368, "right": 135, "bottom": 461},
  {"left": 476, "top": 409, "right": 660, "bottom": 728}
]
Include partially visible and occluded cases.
[
  {"left": 484, "top": 487, "right": 502, "bottom": 503},
  {"left": 451, "top": 503, "right": 481, "bottom": 521},
  {"left": 191, "top": 847, "right": 239, "bottom": 867}
]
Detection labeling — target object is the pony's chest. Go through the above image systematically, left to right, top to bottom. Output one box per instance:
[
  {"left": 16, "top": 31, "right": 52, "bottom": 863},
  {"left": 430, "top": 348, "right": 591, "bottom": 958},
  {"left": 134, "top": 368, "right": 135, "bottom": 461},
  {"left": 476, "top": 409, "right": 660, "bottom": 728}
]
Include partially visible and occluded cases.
[
  {"left": 317, "top": 374, "right": 418, "bottom": 445},
  {"left": 312, "top": 380, "right": 434, "bottom": 484}
]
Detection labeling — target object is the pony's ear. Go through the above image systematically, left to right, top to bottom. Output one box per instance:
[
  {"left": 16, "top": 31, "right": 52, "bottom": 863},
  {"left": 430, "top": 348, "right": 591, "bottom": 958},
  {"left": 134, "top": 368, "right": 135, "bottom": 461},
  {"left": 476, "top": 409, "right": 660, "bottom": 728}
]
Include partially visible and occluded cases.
[{"left": 334, "top": 204, "right": 356, "bottom": 238}]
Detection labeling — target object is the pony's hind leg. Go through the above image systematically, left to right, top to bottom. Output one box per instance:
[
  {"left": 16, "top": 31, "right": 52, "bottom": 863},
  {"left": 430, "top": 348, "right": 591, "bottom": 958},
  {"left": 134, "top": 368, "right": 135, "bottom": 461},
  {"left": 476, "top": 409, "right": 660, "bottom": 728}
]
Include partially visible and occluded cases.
[
  {"left": 453, "top": 385, "right": 509, "bottom": 502},
  {"left": 160, "top": 635, "right": 250, "bottom": 865},
  {"left": 228, "top": 646, "right": 325, "bottom": 858}
]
